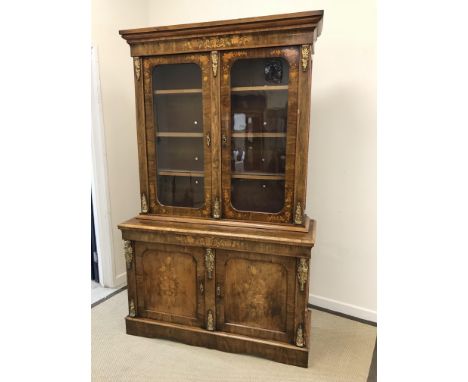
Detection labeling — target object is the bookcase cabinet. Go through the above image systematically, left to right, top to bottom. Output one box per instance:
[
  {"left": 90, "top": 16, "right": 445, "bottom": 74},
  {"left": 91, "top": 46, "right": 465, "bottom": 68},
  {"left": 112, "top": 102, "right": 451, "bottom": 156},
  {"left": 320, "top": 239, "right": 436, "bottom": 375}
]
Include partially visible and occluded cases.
[{"left": 118, "top": 10, "right": 323, "bottom": 367}]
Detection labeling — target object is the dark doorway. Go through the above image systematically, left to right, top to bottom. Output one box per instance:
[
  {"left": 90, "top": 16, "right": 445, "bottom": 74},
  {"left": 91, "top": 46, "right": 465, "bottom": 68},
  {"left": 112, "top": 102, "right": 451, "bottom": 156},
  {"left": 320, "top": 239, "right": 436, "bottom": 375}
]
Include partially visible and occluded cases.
[{"left": 91, "top": 195, "right": 99, "bottom": 283}]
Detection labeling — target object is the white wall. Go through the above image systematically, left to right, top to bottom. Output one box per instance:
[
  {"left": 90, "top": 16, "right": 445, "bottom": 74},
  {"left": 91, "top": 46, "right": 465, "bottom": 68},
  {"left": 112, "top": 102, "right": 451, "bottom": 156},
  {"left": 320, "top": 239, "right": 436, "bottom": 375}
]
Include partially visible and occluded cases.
[
  {"left": 92, "top": 0, "right": 148, "bottom": 287},
  {"left": 94, "top": 0, "right": 377, "bottom": 319},
  {"left": 146, "top": 0, "right": 377, "bottom": 321},
  {"left": 306, "top": 1, "right": 377, "bottom": 321}
]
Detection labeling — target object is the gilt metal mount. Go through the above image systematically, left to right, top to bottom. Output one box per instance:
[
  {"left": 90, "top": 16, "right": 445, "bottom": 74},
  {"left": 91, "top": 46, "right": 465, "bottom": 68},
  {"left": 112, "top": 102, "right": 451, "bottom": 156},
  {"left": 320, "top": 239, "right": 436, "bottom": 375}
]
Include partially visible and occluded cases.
[
  {"left": 301, "top": 45, "right": 310, "bottom": 72},
  {"left": 211, "top": 51, "right": 219, "bottom": 77},
  {"left": 134, "top": 57, "right": 141, "bottom": 80},
  {"left": 141, "top": 193, "right": 148, "bottom": 214},
  {"left": 213, "top": 197, "right": 221, "bottom": 219},
  {"left": 294, "top": 202, "right": 303, "bottom": 225},
  {"left": 124, "top": 240, "right": 134, "bottom": 270},
  {"left": 205, "top": 248, "right": 215, "bottom": 279},
  {"left": 297, "top": 258, "right": 308, "bottom": 292},
  {"left": 129, "top": 299, "right": 136, "bottom": 317},
  {"left": 207, "top": 309, "right": 215, "bottom": 331},
  {"left": 296, "top": 324, "right": 305, "bottom": 347}
]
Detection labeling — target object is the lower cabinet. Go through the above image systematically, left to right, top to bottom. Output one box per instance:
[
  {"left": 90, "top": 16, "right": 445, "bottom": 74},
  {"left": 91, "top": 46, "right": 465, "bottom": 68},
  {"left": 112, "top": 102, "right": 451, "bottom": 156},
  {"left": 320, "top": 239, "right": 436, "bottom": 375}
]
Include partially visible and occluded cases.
[{"left": 120, "top": 220, "right": 314, "bottom": 367}]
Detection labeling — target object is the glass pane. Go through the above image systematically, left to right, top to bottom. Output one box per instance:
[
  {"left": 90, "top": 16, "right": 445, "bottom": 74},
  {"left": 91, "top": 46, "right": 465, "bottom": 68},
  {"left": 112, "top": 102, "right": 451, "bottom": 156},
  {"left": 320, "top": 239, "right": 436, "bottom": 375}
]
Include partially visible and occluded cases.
[
  {"left": 230, "top": 57, "right": 288, "bottom": 213},
  {"left": 231, "top": 58, "right": 289, "bottom": 87},
  {"left": 153, "top": 63, "right": 204, "bottom": 208},
  {"left": 153, "top": 63, "right": 202, "bottom": 89},
  {"left": 154, "top": 94, "right": 202, "bottom": 133},
  {"left": 156, "top": 137, "right": 204, "bottom": 172},
  {"left": 157, "top": 175, "right": 204, "bottom": 208},
  {"left": 231, "top": 179, "right": 285, "bottom": 213}
]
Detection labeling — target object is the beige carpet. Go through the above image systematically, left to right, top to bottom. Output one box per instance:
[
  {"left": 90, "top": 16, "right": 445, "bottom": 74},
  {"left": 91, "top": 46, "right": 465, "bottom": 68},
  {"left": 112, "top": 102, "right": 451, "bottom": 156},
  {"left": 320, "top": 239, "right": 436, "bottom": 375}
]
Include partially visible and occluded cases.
[{"left": 92, "top": 291, "right": 376, "bottom": 382}]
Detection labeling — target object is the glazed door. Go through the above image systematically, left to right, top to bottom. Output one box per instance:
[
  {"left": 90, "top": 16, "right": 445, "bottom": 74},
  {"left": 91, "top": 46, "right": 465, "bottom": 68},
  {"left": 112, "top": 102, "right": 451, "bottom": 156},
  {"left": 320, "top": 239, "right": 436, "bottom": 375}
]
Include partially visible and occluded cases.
[
  {"left": 220, "top": 47, "right": 300, "bottom": 223},
  {"left": 143, "top": 53, "right": 213, "bottom": 217},
  {"left": 134, "top": 242, "right": 206, "bottom": 327},
  {"left": 215, "top": 250, "right": 296, "bottom": 343}
]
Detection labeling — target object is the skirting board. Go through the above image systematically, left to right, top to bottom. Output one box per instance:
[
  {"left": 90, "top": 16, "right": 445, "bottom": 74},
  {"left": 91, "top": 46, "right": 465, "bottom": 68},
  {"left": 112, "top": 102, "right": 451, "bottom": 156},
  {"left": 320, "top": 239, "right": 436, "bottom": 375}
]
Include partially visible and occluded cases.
[{"left": 309, "top": 294, "right": 377, "bottom": 322}]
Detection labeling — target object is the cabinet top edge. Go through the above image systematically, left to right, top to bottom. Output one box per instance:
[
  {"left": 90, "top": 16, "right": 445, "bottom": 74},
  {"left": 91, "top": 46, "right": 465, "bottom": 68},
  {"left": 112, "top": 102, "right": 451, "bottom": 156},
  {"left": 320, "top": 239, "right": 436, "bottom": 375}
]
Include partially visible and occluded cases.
[
  {"left": 119, "top": 10, "right": 323, "bottom": 43},
  {"left": 118, "top": 217, "right": 316, "bottom": 247}
]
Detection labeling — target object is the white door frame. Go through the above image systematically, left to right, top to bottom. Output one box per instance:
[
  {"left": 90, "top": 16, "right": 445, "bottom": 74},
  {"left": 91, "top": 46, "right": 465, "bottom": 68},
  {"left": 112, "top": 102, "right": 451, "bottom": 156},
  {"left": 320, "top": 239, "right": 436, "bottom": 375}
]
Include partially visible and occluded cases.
[{"left": 91, "top": 45, "right": 116, "bottom": 287}]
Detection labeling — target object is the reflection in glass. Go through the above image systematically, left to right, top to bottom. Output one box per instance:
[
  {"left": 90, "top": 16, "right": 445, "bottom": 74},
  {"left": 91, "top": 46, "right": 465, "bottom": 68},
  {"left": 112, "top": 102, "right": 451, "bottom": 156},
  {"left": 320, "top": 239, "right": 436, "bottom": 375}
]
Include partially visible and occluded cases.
[
  {"left": 230, "top": 58, "right": 289, "bottom": 213},
  {"left": 231, "top": 58, "right": 289, "bottom": 87},
  {"left": 153, "top": 63, "right": 205, "bottom": 208},
  {"left": 231, "top": 137, "right": 285, "bottom": 174},
  {"left": 231, "top": 179, "right": 285, "bottom": 213}
]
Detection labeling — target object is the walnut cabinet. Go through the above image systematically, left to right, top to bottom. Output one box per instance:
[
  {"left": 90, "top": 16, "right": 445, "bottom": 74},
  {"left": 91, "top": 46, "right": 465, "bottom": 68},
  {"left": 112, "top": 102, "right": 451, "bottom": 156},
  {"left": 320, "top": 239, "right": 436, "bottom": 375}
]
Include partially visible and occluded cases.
[{"left": 118, "top": 10, "right": 323, "bottom": 367}]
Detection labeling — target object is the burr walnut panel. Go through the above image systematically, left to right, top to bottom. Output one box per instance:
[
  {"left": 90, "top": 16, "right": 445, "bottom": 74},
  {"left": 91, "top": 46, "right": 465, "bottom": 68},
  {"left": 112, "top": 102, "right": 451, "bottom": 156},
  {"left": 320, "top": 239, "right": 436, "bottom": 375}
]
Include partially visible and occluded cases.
[
  {"left": 135, "top": 242, "right": 205, "bottom": 327},
  {"left": 215, "top": 249, "right": 296, "bottom": 343},
  {"left": 143, "top": 251, "right": 196, "bottom": 317},
  {"left": 224, "top": 258, "right": 287, "bottom": 331}
]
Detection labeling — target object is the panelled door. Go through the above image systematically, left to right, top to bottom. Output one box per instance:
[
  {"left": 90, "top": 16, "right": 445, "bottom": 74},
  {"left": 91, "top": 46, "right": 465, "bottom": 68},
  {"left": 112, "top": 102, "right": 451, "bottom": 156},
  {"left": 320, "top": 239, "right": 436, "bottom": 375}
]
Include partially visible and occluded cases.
[
  {"left": 219, "top": 47, "right": 300, "bottom": 223},
  {"left": 143, "top": 53, "right": 213, "bottom": 217},
  {"left": 134, "top": 242, "right": 206, "bottom": 327},
  {"left": 215, "top": 249, "right": 297, "bottom": 343}
]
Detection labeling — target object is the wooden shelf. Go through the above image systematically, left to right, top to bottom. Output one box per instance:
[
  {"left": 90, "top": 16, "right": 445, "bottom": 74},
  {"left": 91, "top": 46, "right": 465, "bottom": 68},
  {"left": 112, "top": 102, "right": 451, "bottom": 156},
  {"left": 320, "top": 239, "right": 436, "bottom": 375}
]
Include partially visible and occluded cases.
[
  {"left": 231, "top": 85, "right": 288, "bottom": 92},
  {"left": 154, "top": 89, "right": 202, "bottom": 95},
  {"left": 156, "top": 132, "right": 204, "bottom": 138},
  {"left": 232, "top": 132, "right": 286, "bottom": 138},
  {"left": 158, "top": 169, "right": 204, "bottom": 177},
  {"left": 232, "top": 172, "right": 285, "bottom": 180}
]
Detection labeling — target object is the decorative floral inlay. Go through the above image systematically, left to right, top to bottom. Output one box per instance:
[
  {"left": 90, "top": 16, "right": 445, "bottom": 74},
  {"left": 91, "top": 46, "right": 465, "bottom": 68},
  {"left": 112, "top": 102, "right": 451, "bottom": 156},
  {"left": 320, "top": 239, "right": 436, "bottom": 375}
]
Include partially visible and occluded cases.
[
  {"left": 189, "top": 35, "right": 249, "bottom": 50},
  {"left": 157, "top": 256, "right": 179, "bottom": 306}
]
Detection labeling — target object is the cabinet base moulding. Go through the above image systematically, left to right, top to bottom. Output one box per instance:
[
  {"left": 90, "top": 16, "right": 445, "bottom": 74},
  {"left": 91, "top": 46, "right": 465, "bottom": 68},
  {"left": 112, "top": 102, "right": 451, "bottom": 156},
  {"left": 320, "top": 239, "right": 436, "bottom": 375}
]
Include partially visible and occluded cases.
[{"left": 125, "top": 316, "right": 310, "bottom": 367}]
